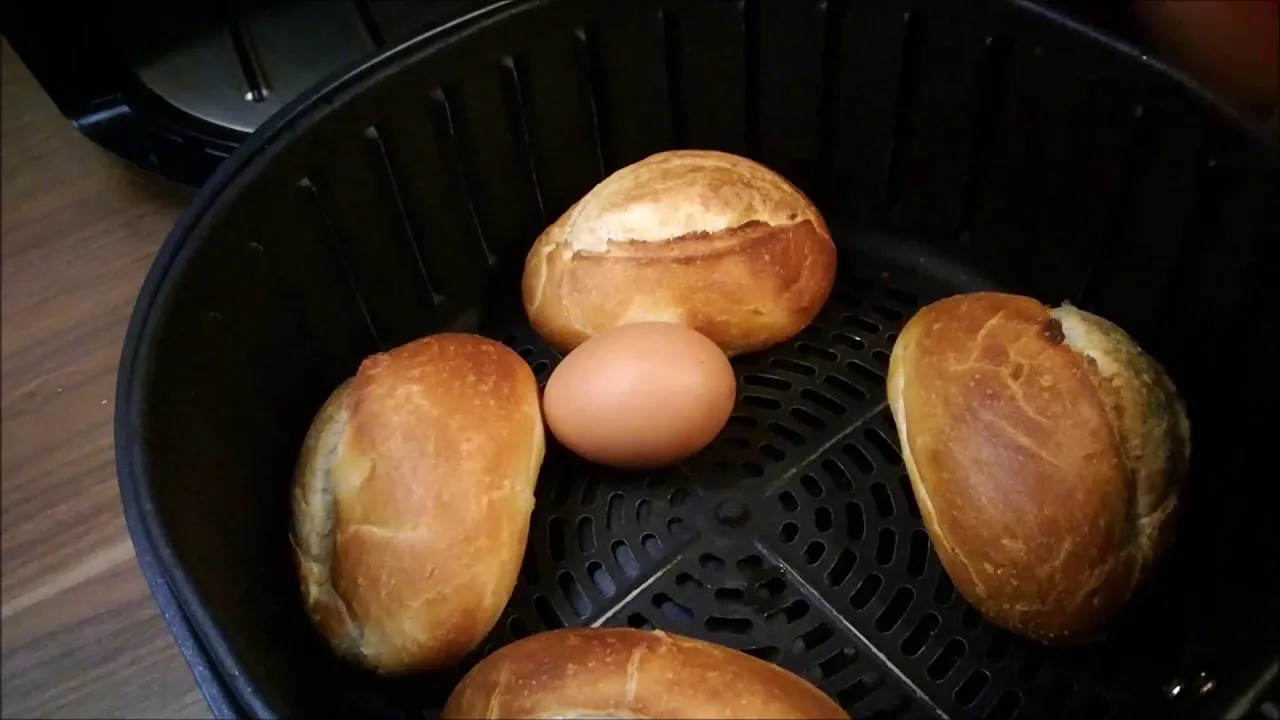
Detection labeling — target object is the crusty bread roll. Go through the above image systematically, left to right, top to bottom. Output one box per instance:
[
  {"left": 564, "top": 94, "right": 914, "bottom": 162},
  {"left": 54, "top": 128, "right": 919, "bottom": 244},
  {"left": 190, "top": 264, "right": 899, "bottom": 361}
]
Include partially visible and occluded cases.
[
  {"left": 522, "top": 150, "right": 837, "bottom": 357},
  {"left": 887, "top": 293, "right": 1190, "bottom": 642},
  {"left": 291, "top": 333, "right": 544, "bottom": 675},
  {"left": 442, "top": 628, "right": 849, "bottom": 719}
]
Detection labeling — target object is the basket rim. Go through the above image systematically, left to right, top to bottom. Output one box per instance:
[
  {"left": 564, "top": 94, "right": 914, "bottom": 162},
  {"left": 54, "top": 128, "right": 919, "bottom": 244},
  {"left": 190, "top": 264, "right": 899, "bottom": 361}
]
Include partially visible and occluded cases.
[{"left": 112, "top": 0, "right": 1276, "bottom": 717}]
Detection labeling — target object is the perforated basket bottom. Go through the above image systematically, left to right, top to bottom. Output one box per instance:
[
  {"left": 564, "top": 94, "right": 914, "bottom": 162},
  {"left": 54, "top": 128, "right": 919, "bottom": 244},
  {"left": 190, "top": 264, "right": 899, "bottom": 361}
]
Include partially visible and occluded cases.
[{"left": 363, "top": 239, "right": 1133, "bottom": 720}]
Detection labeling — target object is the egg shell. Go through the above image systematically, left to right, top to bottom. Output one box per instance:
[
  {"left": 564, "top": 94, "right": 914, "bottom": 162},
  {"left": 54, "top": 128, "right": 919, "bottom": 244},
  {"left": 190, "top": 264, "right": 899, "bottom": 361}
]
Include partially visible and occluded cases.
[{"left": 542, "top": 322, "right": 737, "bottom": 470}]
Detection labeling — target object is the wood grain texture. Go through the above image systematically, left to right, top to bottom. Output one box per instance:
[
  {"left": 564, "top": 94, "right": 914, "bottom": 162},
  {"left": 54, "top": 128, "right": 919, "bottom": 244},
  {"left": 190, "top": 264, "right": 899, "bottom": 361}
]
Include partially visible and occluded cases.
[{"left": 1, "top": 40, "right": 210, "bottom": 718}]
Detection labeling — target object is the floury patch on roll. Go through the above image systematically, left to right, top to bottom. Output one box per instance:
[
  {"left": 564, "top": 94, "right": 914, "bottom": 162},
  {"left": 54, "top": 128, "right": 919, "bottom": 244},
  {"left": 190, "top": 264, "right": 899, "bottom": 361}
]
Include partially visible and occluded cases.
[
  {"left": 522, "top": 150, "right": 837, "bottom": 357},
  {"left": 886, "top": 293, "right": 1190, "bottom": 643},
  {"left": 291, "top": 334, "right": 545, "bottom": 675},
  {"left": 442, "top": 628, "right": 850, "bottom": 719}
]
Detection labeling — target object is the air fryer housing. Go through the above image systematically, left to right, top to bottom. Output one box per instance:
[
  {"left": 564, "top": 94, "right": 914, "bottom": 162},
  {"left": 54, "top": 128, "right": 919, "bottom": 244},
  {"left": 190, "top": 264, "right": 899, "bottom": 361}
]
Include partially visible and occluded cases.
[
  {"left": 2, "top": 0, "right": 491, "bottom": 187},
  {"left": 115, "top": 1, "right": 1279, "bottom": 718}
]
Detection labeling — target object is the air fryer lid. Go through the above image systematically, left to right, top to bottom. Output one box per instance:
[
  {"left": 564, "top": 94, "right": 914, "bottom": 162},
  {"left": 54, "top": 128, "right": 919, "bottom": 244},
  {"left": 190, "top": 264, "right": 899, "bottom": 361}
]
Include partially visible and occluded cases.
[{"left": 115, "top": 0, "right": 1279, "bottom": 718}]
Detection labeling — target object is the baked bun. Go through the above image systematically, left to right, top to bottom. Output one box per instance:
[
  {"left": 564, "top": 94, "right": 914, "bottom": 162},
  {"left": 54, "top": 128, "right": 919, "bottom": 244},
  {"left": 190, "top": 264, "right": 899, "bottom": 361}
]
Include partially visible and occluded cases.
[
  {"left": 522, "top": 150, "right": 837, "bottom": 357},
  {"left": 887, "top": 293, "right": 1189, "bottom": 642},
  {"left": 291, "top": 334, "right": 544, "bottom": 675},
  {"left": 442, "top": 628, "right": 849, "bottom": 719}
]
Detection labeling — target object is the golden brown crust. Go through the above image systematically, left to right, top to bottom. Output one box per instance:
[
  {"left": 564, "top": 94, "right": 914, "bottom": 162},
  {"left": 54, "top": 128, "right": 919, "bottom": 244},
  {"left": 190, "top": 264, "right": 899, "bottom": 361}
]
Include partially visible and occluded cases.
[
  {"left": 522, "top": 150, "right": 837, "bottom": 357},
  {"left": 886, "top": 293, "right": 1188, "bottom": 642},
  {"left": 292, "top": 334, "right": 545, "bottom": 675},
  {"left": 442, "top": 628, "right": 850, "bottom": 719}
]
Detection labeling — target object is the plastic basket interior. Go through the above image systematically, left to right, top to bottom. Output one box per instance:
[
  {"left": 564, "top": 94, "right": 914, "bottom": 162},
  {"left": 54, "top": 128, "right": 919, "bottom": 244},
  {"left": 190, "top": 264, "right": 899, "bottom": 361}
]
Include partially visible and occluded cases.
[{"left": 116, "top": 0, "right": 1280, "bottom": 718}]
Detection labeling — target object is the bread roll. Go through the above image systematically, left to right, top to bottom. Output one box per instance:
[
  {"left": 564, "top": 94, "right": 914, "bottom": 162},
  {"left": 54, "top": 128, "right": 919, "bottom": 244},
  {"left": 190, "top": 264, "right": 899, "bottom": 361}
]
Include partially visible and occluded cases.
[
  {"left": 522, "top": 150, "right": 837, "bottom": 357},
  {"left": 886, "top": 293, "right": 1189, "bottom": 642},
  {"left": 291, "top": 333, "right": 544, "bottom": 675},
  {"left": 442, "top": 628, "right": 849, "bottom": 719}
]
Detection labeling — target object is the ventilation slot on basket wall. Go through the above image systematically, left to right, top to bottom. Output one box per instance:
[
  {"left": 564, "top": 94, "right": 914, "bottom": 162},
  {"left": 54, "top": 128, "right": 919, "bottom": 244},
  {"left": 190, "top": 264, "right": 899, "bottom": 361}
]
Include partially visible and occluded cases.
[
  {"left": 884, "top": 11, "right": 925, "bottom": 214},
  {"left": 955, "top": 33, "right": 1012, "bottom": 244},
  {"left": 434, "top": 69, "right": 541, "bottom": 265},
  {"left": 426, "top": 89, "right": 495, "bottom": 267},
  {"left": 360, "top": 125, "right": 444, "bottom": 307},
  {"left": 293, "top": 177, "right": 384, "bottom": 349}
]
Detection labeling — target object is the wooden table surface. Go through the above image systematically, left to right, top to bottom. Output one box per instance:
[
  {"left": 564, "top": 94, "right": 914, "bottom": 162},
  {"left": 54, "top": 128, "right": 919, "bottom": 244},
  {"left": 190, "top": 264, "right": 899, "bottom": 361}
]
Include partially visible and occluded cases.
[{"left": 1, "top": 41, "right": 211, "bottom": 718}]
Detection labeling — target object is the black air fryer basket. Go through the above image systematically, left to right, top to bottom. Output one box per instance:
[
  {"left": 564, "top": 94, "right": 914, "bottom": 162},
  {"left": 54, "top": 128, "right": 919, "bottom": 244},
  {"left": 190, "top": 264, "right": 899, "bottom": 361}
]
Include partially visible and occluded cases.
[{"left": 116, "top": 1, "right": 1279, "bottom": 718}]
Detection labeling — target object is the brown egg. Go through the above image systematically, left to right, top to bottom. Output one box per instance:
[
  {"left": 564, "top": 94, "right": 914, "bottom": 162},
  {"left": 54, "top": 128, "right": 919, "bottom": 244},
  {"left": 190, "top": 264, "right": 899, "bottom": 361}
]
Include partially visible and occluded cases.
[{"left": 542, "top": 322, "right": 737, "bottom": 469}]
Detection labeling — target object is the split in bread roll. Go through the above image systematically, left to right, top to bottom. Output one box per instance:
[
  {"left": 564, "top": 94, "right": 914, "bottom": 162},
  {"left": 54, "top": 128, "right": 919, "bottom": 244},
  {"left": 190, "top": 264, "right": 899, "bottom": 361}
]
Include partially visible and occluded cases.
[
  {"left": 522, "top": 149, "right": 837, "bottom": 357},
  {"left": 887, "top": 293, "right": 1189, "bottom": 642},
  {"left": 292, "top": 333, "right": 545, "bottom": 675},
  {"left": 442, "top": 628, "right": 849, "bottom": 719}
]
